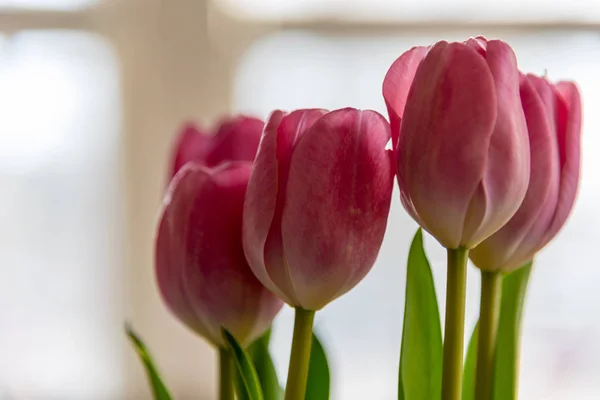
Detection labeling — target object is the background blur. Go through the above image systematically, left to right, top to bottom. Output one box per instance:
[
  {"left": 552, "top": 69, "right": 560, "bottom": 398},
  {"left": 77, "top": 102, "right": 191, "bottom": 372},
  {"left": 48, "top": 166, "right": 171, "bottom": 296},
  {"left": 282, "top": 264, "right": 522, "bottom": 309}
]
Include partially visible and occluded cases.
[{"left": 1, "top": 0, "right": 599, "bottom": 399}]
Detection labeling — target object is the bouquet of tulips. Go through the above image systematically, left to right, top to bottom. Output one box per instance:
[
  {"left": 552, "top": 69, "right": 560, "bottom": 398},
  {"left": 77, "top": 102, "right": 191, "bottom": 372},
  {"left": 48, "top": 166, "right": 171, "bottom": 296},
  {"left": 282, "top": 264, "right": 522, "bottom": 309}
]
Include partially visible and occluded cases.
[{"left": 128, "top": 37, "right": 582, "bottom": 400}]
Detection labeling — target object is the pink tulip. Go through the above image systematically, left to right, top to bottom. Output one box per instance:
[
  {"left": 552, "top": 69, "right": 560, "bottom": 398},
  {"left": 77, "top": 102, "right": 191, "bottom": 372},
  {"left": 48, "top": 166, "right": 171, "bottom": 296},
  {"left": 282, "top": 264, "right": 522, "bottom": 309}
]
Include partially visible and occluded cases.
[
  {"left": 382, "top": 37, "right": 531, "bottom": 249},
  {"left": 470, "top": 75, "right": 582, "bottom": 272},
  {"left": 243, "top": 108, "right": 394, "bottom": 310},
  {"left": 169, "top": 115, "right": 264, "bottom": 178},
  {"left": 155, "top": 162, "right": 283, "bottom": 346}
]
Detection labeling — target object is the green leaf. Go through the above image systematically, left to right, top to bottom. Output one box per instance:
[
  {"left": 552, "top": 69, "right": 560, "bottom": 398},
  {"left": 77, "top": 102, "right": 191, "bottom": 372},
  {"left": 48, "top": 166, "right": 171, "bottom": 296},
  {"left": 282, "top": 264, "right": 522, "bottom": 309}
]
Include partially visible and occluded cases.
[
  {"left": 398, "top": 229, "right": 443, "bottom": 400},
  {"left": 461, "top": 261, "right": 533, "bottom": 400},
  {"left": 493, "top": 261, "right": 532, "bottom": 400},
  {"left": 462, "top": 323, "right": 479, "bottom": 400},
  {"left": 125, "top": 324, "right": 173, "bottom": 400},
  {"left": 223, "top": 329, "right": 264, "bottom": 400},
  {"left": 248, "top": 330, "right": 284, "bottom": 400},
  {"left": 305, "top": 332, "right": 330, "bottom": 400},
  {"left": 235, "top": 373, "right": 251, "bottom": 400}
]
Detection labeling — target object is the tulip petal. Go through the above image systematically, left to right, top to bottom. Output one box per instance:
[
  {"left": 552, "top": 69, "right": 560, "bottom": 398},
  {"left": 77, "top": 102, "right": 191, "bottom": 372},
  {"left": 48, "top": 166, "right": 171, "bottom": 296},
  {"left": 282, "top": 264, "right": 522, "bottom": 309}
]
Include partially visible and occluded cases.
[
  {"left": 464, "top": 36, "right": 487, "bottom": 56},
  {"left": 462, "top": 40, "right": 529, "bottom": 247},
  {"left": 399, "top": 41, "right": 497, "bottom": 248},
  {"left": 382, "top": 45, "right": 428, "bottom": 150},
  {"left": 382, "top": 45, "right": 429, "bottom": 225},
  {"left": 470, "top": 75, "right": 559, "bottom": 271},
  {"left": 542, "top": 81, "right": 582, "bottom": 245},
  {"left": 281, "top": 108, "right": 394, "bottom": 309},
  {"left": 243, "top": 109, "right": 327, "bottom": 306},
  {"left": 264, "top": 109, "right": 327, "bottom": 305},
  {"left": 243, "top": 111, "right": 289, "bottom": 301},
  {"left": 205, "top": 116, "right": 264, "bottom": 167},
  {"left": 170, "top": 123, "right": 210, "bottom": 177},
  {"left": 159, "top": 163, "right": 282, "bottom": 346},
  {"left": 156, "top": 165, "right": 222, "bottom": 343},
  {"left": 156, "top": 209, "right": 214, "bottom": 339}
]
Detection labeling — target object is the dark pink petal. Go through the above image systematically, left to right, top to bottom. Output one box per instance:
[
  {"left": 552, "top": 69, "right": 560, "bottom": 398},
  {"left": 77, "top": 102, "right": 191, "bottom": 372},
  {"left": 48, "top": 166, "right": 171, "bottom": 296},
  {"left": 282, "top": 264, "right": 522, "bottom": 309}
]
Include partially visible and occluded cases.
[
  {"left": 464, "top": 36, "right": 488, "bottom": 56},
  {"left": 462, "top": 40, "right": 530, "bottom": 247},
  {"left": 399, "top": 41, "right": 497, "bottom": 248},
  {"left": 542, "top": 81, "right": 582, "bottom": 245},
  {"left": 281, "top": 108, "right": 394, "bottom": 309},
  {"left": 243, "top": 109, "right": 327, "bottom": 306},
  {"left": 263, "top": 109, "right": 327, "bottom": 305},
  {"left": 243, "top": 111, "right": 288, "bottom": 301},
  {"left": 205, "top": 116, "right": 264, "bottom": 167},
  {"left": 170, "top": 123, "right": 210, "bottom": 178},
  {"left": 158, "top": 163, "right": 282, "bottom": 346},
  {"left": 156, "top": 170, "right": 215, "bottom": 338}
]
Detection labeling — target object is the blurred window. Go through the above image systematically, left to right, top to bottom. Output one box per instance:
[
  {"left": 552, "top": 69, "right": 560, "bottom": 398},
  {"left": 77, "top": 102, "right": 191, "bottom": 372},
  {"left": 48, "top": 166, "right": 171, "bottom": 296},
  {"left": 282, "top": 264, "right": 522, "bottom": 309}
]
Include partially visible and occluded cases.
[
  {"left": 0, "top": 0, "right": 97, "bottom": 11},
  {"left": 218, "top": 0, "right": 600, "bottom": 22},
  {"left": 0, "top": 30, "right": 123, "bottom": 399},
  {"left": 234, "top": 30, "right": 600, "bottom": 400}
]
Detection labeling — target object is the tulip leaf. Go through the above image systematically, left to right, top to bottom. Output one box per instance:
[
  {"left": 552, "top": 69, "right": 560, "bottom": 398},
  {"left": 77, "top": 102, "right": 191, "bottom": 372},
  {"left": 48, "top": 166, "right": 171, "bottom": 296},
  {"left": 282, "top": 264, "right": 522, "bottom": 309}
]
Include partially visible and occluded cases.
[
  {"left": 398, "top": 229, "right": 443, "bottom": 400},
  {"left": 461, "top": 261, "right": 533, "bottom": 400},
  {"left": 493, "top": 261, "right": 532, "bottom": 400},
  {"left": 462, "top": 323, "right": 479, "bottom": 400},
  {"left": 125, "top": 324, "right": 173, "bottom": 400},
  {"left": 223, "top": 329, "right": 264, "bottom": 400},
  {"left": 247, "top": 329, "right": 284, "bottom": 400},
  {"left": 305, "top": 332, "right": 330, "bottom": 400}
]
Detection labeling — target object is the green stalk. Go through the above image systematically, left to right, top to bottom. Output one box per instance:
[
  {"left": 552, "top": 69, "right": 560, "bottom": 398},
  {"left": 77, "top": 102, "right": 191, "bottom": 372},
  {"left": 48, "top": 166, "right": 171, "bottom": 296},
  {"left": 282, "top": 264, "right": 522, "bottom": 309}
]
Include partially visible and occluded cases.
[
  {"left": 442, "top": 247, "right": 469, "bottom": 400},
  {"left": 475, "top": 270, "right": 503, "bottom": 400},
  {"left": 285, "top": 308, "right": 316, "bottom": 400},
  {"left": 219, "top": 347, "right": 235, "bottom": 400}
]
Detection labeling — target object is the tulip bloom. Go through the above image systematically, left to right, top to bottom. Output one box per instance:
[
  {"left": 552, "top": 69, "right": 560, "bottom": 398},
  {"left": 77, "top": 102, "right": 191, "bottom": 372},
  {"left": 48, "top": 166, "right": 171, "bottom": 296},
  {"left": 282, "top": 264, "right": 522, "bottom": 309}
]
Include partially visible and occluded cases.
[
  {"left": 383, "top": 37, "right": 530, "bottom": 249},
  {"left": 470, "top": 75, "right": 582, "bottom": 272},
  {"left": 243, "top": 108, "right": 394, "bottom": 310},
  {"left": 170, "top": 115, "right": 264, "bottom": 177},
  {"left": 155, "top": 162, "right": 283, "bottom": 346}
]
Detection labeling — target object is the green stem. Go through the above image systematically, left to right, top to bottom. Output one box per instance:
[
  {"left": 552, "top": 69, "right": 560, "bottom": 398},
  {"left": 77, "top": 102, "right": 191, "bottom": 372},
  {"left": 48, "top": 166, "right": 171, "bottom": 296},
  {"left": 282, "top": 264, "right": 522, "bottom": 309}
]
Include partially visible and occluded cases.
[
  {"left": 442, "top": 247, "right": 469, "bottom": 400},
  {"left": 476, "top": 270, "right": 503, "bottom": 400},
  {"left": 285, "top": 308, "right": 315, "bottom": 400},
  {"left": 219, "top": 347, "right": 235, "bottom": 400}
]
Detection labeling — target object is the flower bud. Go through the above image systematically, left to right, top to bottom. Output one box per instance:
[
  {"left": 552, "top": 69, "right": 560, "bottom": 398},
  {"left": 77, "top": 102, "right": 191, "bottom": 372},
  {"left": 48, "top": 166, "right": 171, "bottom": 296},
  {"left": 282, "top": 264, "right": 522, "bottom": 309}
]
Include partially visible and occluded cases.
[
  {"left": 383, "top": 37, "right": 530, "bottom": 249},
  {"left": 470, "top": 75, "right": 582, "bottom": 272},
  {"left": 243, "top": 108, "right": 394, "bottom": 310},
  {"left": 170, "top": 115, "right": 264, "bottom": 177},
  {"left": 156, "top": 162, "right": 283, "bottom": 346}
]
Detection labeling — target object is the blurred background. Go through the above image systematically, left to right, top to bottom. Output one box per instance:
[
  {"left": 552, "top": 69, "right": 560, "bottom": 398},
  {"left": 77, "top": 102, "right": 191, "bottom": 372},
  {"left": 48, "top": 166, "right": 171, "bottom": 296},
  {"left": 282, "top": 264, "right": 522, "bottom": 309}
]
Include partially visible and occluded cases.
[{"left": 1, "top": 0, "right": 599, "bottom": 398}]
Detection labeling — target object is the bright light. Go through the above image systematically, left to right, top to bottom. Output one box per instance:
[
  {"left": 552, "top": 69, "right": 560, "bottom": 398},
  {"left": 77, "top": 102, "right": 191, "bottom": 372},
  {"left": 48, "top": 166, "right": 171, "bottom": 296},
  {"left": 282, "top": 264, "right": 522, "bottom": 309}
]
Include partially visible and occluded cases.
[
  {"left": 0, "top": 0, "right": 97, "bottom": 11},
  {"left": 217, "top": 0, "right": 600, "bottom": 22},
  {"left": 0, "top": 41, "right": 81, "bottom": 172}
]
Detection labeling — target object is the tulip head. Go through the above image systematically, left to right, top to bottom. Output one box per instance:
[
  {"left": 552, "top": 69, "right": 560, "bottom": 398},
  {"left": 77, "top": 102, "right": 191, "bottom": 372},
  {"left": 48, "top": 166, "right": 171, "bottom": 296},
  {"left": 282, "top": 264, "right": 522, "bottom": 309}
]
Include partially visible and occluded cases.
[
  {"left": 383, "top": 37, "right": 530, "bottom": 249},
  {"left": 470, "top": 75, "right": 582, "bottom": 272},
  {"left": 243, "top": 108, "right": 395, "bottom": 310},
  {"left": 170, "top": 115, "right": 264, "bottom": 177},
  {"left": 156, "top": 162, "right": 283, "bottom": 346}
]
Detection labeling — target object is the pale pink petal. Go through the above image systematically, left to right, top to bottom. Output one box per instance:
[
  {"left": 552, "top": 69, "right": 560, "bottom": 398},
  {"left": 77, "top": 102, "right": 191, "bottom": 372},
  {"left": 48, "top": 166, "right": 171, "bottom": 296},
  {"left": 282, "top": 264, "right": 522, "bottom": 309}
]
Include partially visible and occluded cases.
[
  {"left": 462, "top": 40, "right": 530, "bottom": 247},
  {"left": 399, "top": 41, "right": 497, "bottom": 248},
  {"left": 382, "top": 45, "right": 428, "bottom": 150},
  {"left": 470, "top": 75, "right": 559, "bottom": 271},
  {"left": 542, "top": 81, "right": 582, "bottom": 245}
]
